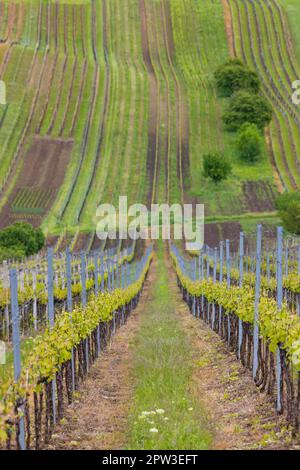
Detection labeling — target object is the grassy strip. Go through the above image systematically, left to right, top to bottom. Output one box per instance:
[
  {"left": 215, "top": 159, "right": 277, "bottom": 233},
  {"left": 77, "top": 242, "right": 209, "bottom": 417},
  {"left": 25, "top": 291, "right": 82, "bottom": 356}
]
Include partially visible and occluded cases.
[{"left": 126, "top": 243, "right": 211, "bottom": 450}]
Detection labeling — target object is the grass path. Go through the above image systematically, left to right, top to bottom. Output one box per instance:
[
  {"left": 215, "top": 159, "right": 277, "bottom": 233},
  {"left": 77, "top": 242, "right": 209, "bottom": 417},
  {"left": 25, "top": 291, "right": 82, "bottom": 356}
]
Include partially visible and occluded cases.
[{"left": 126, "top": 245, "right": 211, "bottom": 450}]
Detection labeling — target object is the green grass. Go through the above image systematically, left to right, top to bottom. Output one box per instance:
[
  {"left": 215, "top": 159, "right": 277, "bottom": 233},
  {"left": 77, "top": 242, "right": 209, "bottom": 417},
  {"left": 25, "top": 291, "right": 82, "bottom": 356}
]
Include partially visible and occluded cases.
[{"left": 126, "top": 243, "right": 212, "bottom": 450}]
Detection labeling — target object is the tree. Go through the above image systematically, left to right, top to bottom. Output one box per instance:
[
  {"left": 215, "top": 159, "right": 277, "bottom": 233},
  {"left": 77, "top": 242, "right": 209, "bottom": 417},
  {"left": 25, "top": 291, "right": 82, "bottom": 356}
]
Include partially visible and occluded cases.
[
  {"left": 215, "top": 59, "right": 260, "bottom": 97},
  {"left": 223, "top": 90, "right": 272, "bottom": 131},
  {"left": 236, "top": 123, "right": 262, "bottom": 161},
  {"left": 203, "top": 152, "right": 232, "bottom": 183},
  {"left": 275, "top": 192, "right": 300, "bottom": 234},
  {"left": 0, "top": 222, "right": 45, "bottom": 257},
  {"left": 0, "top": 245, "right": 25, "bottom": 263}
]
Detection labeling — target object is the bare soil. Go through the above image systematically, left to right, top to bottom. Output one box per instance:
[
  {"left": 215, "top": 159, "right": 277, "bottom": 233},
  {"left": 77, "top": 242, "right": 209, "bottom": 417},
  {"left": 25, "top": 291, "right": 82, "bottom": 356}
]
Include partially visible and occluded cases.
[
  {"left": 222, "top": 0, "right": 235, "bottom": 57},
  {"left": 0, "top": 136, "right": 73, "bottom": 228},
  {"left": 243, "top": 180, "right": 277, "bottom": 213},
  {"left": 204, "top": 221, "right": 242, "bottom": 251},
  {"left": 59, "top": 232, "right": 74, "bottom": 252},
  {"left": 73, "top": 232, "right": 91, "bottom": 253},
  {"left": 91, "top": 233, "right": 104, "bottom": 251}
]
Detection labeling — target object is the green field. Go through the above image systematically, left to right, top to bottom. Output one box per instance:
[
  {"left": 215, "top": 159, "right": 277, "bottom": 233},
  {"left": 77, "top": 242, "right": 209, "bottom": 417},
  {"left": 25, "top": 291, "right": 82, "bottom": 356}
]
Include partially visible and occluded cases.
[{"left": 2, "top": 0, "right": 298, "bottom": 237}]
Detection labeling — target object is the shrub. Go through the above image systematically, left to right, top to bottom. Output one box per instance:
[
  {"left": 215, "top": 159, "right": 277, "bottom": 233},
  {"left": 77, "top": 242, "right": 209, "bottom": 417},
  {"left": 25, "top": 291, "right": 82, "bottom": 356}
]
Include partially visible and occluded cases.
[
  {"left": 214, "top": 59, "right": 260, "bottom": 97},
  {"left": 223, "top": 90, "right": 272, "bottom": 131},
  {"left": 236, "top": 123, "right": 262, "bottom": 161},
  {"left": 203, "top": 152, "right": 232, "bottom": 183},
  {"left": 275, "top": 192, "right": 300, "bottom": 235},
  {"left": 0, "top": 222, "right": 45, "bottom": 258},
  {"left": 0, "top": 245, "right": 26, "bottom": 263}
]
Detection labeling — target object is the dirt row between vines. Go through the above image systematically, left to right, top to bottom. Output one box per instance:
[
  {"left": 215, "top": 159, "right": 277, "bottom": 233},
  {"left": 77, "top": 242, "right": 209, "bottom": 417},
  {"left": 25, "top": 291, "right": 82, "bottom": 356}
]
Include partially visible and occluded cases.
[{"left": 45, "top": 249, "right": 296, "bottom": 450}]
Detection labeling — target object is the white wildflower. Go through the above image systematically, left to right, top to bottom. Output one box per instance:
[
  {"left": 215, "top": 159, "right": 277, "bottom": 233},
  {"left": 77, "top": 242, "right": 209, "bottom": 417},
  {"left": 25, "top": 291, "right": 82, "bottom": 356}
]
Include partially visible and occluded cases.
[{"left": 149, "top": 428, "right": 159, "bottom": 433}]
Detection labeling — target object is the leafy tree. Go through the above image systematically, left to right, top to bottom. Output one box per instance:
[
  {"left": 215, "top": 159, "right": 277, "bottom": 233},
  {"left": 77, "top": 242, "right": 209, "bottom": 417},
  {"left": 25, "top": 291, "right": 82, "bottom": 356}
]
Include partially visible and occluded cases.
[
  {"left": 215, "top": 59, "right": 260, "bottom": 97},
  {"left": 223, "top": 90, "right": 272, "bottom": 131},
  {"left": 236, "top": 123, "right": 262, "bottom": 161},
  {"left": 203, "top": 152, "right": 232, "bottom": 183},
  {"left": 275, "top": 192, "right": 300, "bottom": 234},
  {"left": 0, "top": 222, "right": 45, "bottom": 257},
  {"left": 0, "top": 245, "right": 26, "bottom": 263}
]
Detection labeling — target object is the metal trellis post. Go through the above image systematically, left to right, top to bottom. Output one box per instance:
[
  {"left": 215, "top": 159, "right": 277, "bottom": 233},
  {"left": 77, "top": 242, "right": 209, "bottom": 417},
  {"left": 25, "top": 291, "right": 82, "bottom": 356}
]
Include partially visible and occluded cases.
[{"left": 10, "top": 269, "right": 26, "bottom": 450}]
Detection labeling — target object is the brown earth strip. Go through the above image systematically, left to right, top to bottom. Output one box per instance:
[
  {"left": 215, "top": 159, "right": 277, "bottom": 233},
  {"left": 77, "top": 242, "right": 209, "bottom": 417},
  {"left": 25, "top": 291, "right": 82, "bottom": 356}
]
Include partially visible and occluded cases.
[
  {"left": 139, "top": 0, "right": 159, "bottom": 205},
  {"left": 222, "top": 0, "right": 235, "bottom": 57},
  {"left": 15, "top": 1, "right": 25, "bottom": 41},
  {"left": 0, "top": 2, "right": 18, "bottom": 78},
  {"left": 6, "top": 2, "right": 16, "bottom": 40},
  {"left": 264, "top": 127, "right": 285, "bottom": 192},
  {"left": 0, "top": 136, "right": 73, "bottom": 228},
  {"left": 243, "top": 180, "right": 277, "bottom": 213},
  {"left": 219, "top": 221, "right": 242, "bottom": 251},
  {"left": 203, "top": 222, "right": 242, "bottom": 251},
  {"left": 204, "top": 223, "right": 223, "bottom": 249},
  {"left": 59, "top": 232, "right": 74, "bottom": 252},
  {"left": 72, "top": 232, "right": 91, "bottom": 253},
  {"left": 39, "top": 234, "right": 60, "bottom": 256},
  {"left": 91, "top": 234, "right": 105, "bottom": 251}
]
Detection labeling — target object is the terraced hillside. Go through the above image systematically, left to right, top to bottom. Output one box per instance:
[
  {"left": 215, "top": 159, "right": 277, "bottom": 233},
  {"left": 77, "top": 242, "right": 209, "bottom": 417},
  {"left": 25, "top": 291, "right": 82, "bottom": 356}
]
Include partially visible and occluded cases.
[{"left": 0, "top": 0, "right": 290, "bottom": 240}]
